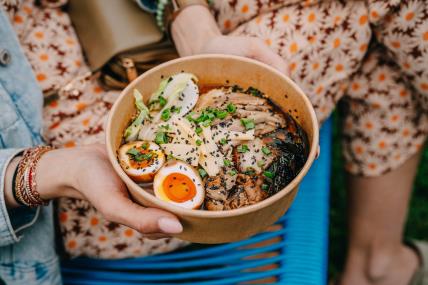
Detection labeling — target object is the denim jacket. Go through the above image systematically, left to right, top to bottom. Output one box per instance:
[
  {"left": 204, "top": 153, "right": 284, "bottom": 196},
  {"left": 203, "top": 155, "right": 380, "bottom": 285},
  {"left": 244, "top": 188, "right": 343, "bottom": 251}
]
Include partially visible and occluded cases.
[{"left": 0, "top": 8, "right": 61, "bottom": 285}]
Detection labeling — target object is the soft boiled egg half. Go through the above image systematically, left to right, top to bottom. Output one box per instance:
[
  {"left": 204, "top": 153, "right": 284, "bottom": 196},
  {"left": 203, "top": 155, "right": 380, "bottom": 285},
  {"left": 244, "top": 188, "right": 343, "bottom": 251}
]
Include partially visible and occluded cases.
[
  {"left": 118, "top": 141, "right": 165, "bottom": 183},
  {"left": 153, "top": 160, "right": 205, "bottom": 209}
]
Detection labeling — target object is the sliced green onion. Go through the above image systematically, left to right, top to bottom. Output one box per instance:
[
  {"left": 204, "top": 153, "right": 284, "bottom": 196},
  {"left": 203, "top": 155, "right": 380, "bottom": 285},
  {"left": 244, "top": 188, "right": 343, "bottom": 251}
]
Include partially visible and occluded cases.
[
  {"left": 158, "top": 96, "right": 167, "bottom": 107},
  {"left": 227, "top": 103, "right": 237, "bottom": 114},
  {"left": 161, "top": 108, "right": 171, "bottom": 121},
  {"left": 215, "top": 110, "right": 228, "bottom": 119},
  {"left": 240, "top": 118, "right": 255, "bottom": 130},
  {"left": 195, "top": 127, "right": 203, "bottom": 134},
  {"left": 155, "top": 132, "right": 168, "bottom": 144},
  {"left": 196, "top": 139, "right": 202, "bottom": 146},
  {"left": 237, "top": 144, "right": 249, "bottom": 153},
  {"left": 262, "top": 146, "right": 271, "bottom": 155},
  {"left": 126, "top": 148, "right": 140, "bottom": 157},
  {"left": 223, "top": 159, "right": 232, "bottom": 166},
  {"left": 198, "top": 168, "right": 208, "bottom": 178},
  {"left": 263, "top": 171, "right": 274, "bottom": 179}
]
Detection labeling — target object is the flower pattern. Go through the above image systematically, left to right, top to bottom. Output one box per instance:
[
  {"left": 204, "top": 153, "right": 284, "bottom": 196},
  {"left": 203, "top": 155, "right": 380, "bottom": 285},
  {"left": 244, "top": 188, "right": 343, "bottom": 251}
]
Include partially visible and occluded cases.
[
  {"left": 3, "top": 0, "right": 188, "bottom": 259},
  {"left": 4, "top": 0, "right": 428, "bottom": 257},
  {"left": 211, "top": 0, "right": 428, "bottom": 176}
]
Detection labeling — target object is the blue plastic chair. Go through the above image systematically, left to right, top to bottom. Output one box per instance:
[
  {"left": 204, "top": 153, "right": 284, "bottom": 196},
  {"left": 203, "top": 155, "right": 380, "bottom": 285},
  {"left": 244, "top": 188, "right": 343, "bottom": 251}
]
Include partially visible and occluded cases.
[{"left": 61, "top": 118, "right": 332, "bottom": 285}]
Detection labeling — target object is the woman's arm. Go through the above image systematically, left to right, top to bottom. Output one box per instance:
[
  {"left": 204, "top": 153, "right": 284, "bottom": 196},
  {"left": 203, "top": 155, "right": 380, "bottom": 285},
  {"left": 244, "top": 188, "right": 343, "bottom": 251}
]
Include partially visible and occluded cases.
[
  {"left": 170, "top": 5, "right": 289, "bottom": 75},
  {"left": 2, "top": 145, "right": 183, "bottom": 238}
]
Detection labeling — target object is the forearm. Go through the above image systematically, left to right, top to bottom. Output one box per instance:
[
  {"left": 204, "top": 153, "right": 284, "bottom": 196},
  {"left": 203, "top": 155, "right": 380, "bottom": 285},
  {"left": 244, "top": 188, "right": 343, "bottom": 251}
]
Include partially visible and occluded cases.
[{"left": 170, "top": 5, "right": 221, "bottom": 56}]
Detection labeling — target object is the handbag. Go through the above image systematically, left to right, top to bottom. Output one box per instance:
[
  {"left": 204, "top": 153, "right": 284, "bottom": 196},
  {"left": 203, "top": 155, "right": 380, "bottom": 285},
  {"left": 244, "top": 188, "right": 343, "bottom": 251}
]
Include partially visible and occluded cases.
[{"left": 68, "top": 0, "right": 178, "bottom": 89}]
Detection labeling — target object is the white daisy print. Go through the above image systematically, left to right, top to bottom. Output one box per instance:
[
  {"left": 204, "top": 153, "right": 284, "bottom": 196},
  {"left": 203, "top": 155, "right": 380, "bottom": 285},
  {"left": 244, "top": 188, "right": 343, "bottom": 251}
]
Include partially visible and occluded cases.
[
  {"left": 236, "top": 0, "right": 257, "bottom": 19},
  {"left": 395, "top": 0, "right": 424, "bottom": 31},
  {"left": 324, "top": 1, "right": 349, "bottom": 28},
  {"left": 274, "top": 5, "right": 299, "bottom": 34},
  {"left": 299, "top": 6, "right": 324, "bottom": 36},
  {"left": 411, "top": 20, "right": 428, "bottom": 53},
  {"left": 249, "top": 23, "right": 284, "bottom": 53},
  {"left": 280, "top": 30, "right": 307, "bottom": 59},
  {"left": 326, "top": 51, "right": 350, "bottom": 82},
  {"left": 371, "top": 65, "right": 395, "bottom": 92},
  {"left": 347, "top": 76, "right": 369, "bottom": 98},
  {"left": 386, "top": 109, "right": 405, "bottom": 129},
  {"left": 357, "top": 111, "right": 382, "bottom": 137},
  {"left": 350, "top": 137, "right": 368, "bottom": 158}
]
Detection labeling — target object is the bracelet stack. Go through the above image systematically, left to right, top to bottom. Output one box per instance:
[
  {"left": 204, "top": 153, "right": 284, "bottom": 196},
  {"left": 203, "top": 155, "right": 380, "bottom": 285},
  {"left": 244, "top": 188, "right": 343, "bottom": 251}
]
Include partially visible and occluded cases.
[{"left": 13, "top": 146, "right": 53, "bottom": 207}]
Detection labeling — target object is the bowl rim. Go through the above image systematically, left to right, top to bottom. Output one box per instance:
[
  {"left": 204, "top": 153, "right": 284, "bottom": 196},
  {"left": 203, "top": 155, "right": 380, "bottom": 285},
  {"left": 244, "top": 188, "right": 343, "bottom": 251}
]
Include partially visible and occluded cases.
[{"left": 106, "top": 54, "right": 319, "bottom": 218}]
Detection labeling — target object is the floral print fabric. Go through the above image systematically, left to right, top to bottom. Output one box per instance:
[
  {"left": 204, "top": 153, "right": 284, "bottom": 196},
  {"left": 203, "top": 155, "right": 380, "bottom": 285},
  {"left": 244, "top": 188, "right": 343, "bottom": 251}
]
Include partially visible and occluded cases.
[
  {"left": 3, "top": 0, "right": 188, "bottom": 259},
  {"left": 3, "top": 0, "right": 428, "bottom": 257},
  {"left": 211, "top": 0, "right": 428, "bottom": 176}
]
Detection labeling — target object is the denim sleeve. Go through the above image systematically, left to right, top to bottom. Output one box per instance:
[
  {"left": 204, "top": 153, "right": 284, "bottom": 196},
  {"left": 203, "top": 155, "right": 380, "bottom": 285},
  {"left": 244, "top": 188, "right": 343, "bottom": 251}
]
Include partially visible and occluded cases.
[{"left": 0, "top": 148, "right": 40, "bottom": 247}]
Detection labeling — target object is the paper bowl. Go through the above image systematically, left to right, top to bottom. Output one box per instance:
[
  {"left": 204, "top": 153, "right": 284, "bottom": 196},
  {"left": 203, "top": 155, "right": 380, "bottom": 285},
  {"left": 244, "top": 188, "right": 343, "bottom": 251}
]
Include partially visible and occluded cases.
[{"left": 106, "top": 54, "right": 319, "bottom": 244}]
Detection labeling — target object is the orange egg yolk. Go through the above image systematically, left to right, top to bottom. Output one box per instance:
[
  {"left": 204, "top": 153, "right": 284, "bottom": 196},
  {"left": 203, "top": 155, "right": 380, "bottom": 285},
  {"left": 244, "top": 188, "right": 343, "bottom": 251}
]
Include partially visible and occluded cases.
[{"left": 162, "top": 173, "right": 196, "bottom": 203}]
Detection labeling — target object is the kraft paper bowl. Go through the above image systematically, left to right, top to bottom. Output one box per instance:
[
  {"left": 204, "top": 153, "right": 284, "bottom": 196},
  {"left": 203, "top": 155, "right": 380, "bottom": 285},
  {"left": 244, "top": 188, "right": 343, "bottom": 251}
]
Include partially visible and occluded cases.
[{"left": 106, "top": 54, "right": 319, "bottom": 244}]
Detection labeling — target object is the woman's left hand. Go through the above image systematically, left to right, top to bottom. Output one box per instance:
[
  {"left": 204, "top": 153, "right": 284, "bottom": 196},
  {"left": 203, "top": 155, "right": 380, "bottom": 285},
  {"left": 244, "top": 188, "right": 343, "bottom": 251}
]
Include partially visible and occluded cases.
[{"left": 34, "top": 144, "right": 183, "bottom": 236}]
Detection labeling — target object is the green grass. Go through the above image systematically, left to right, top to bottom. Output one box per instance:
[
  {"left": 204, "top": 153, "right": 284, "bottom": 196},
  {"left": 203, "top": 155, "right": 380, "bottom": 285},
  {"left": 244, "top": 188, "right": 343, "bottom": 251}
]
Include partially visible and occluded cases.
[{"left": 329, "top": 113, "right": 428, "bottom": 277}]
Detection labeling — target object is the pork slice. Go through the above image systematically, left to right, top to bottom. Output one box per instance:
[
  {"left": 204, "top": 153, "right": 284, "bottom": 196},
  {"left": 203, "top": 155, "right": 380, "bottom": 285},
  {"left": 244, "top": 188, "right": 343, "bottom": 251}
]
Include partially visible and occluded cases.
[
  {"left": 194, "top": 89, "right": 227, "bottom": 111},
  {"left": 234, "top": 138, "right": 275, "bottom": 174},
  {"left": 236, "top": 174, "right": 268, "bottom": 204},
  {"left": 225, "top": 186, "right": 249, "bottom": 210}
]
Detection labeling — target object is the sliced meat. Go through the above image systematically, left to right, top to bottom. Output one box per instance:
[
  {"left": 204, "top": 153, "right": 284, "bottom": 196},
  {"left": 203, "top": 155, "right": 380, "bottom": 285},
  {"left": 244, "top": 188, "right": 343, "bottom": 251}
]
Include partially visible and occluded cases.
[
  {"left": 194, "top": 88, "right": 228, "bottom": 111},
  {"left": 233, "top": 138, "right": 275, "bottom": 174},
  {"left": 225, "top": 174, "right": 267, "bottom": 210},
  {"left": 236, "top": 174, "right": 267, "bottom": 204},
  {"left": 204, "top": 175, "right": 228, "bottom": 211},
  {"left": 205, "top": 176, "right": 227, "bottom": 201},
  {"left": 225, "top": 186, "right": 249, "bottom": 210},
  {"left": 205, "top": 199, "right": 225, "bottom": 211}
]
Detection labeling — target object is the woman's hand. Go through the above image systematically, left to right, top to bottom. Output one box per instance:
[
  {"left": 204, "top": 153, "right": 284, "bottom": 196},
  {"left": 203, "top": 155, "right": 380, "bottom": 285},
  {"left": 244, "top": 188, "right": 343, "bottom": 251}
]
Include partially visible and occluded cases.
[
  {"left": 171, "top": 5, "right": 288, "bottom": 75},
  {"left": 33, "top": 144, "right": 182, "bottom": 236}
]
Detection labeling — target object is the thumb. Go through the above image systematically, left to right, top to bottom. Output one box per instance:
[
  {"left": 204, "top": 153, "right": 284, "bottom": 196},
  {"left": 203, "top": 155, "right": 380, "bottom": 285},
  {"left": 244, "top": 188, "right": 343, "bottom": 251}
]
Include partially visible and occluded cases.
[{"left": 99, "top": 192, "right": 183, "bottom": 235}]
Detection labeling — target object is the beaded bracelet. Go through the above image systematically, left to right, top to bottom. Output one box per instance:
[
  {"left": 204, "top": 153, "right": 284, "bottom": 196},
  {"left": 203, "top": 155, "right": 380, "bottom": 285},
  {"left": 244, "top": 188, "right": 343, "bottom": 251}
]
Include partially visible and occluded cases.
[
  {"left": 156, "top": 0, "right": 170, "bottom": 32},
  {"left": 13, "top": 146, "right": 53, "bottom": 207}
]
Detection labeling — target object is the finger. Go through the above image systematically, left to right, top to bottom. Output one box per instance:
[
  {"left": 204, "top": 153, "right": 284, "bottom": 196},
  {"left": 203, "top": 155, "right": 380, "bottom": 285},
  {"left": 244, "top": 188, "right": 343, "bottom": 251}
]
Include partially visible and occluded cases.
[
  {"left": 249, "top": 39, "right": 290, "bottom": 76},
  {"left": 98, "top": 191, "right": 183, "bottom": 235},
  {"left": 144, "top": 233, "right": 170, "bottom": 240}
]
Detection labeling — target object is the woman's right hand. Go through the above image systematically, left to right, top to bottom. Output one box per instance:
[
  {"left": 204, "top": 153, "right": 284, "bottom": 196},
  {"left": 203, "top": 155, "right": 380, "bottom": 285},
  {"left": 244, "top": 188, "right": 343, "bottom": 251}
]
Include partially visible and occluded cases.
[{"left": 171, "top": 5, "right": 288, "bottom": 75}]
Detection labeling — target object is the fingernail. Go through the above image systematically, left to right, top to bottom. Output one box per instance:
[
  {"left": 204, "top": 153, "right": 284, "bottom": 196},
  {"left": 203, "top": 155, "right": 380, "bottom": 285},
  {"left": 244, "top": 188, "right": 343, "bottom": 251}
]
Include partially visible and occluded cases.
[{"left": 158, "top": 217, "right": 183, "bottom": 234}]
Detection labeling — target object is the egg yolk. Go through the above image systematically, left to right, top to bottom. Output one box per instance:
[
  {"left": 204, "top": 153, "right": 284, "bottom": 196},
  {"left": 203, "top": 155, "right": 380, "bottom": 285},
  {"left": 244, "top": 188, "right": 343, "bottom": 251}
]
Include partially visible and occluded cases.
[{"left": 162, "top": 173, "right": 196, "bottom": 203}]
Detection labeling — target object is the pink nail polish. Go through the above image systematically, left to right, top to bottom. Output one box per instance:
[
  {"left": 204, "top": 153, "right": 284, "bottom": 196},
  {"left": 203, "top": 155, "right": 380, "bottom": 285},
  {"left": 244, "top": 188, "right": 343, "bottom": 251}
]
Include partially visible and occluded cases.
[{"left": 158, "top": 217, "right": 183, "bottom": 234}]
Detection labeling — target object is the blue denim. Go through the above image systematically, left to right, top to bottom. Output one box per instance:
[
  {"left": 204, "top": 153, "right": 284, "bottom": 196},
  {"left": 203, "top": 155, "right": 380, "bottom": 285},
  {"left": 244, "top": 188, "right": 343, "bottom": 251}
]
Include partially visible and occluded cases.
[{"left": 0, "top": 8, "right": 61, "bottom": 285}]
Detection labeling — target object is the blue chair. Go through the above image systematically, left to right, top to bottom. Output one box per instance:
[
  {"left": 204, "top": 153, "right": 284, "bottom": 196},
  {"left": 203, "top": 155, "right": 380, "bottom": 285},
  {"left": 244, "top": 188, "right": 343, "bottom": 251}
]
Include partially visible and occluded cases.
[{"left": 61, "top": 118, "right": 332, "bottom": 285}]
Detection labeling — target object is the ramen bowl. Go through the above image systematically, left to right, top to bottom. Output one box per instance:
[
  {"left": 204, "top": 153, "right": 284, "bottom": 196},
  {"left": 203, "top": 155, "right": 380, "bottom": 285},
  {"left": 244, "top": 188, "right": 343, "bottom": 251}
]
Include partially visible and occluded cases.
[{"left": 106, "top": 54, "right": 319, "bottom": 244}]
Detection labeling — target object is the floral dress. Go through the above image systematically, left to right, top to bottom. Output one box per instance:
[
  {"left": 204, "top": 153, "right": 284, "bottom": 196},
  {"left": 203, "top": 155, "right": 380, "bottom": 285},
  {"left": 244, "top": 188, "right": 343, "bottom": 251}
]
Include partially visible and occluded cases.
[
  {"left": 3, "top": 0, "right": 188, "bottom": 259},
  {"left": 3, "top": 0, "right": 428, "bottom": 258},
  {"left": 211, "top": 0, "right": 428, "bottom": 176}
]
